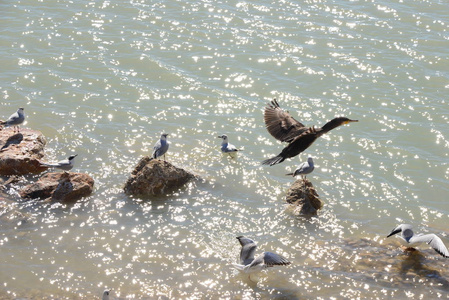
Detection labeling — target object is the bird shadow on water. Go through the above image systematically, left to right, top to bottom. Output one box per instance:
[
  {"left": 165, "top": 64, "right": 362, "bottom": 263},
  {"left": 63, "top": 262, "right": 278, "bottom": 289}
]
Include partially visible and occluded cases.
[
  {"left": 395, "top": 250, "right": 449, "bottom": 290},
  {"left": 234, "top": 274, "right": 304, "bottom": 300}
]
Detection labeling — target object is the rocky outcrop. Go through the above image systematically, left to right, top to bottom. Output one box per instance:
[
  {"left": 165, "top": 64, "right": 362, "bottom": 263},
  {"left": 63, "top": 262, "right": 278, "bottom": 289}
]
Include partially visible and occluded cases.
[
  {"left": 0, "top": 129, "right": 47, "bottom": 175},
  {"left": 124, "top": 157, "right": 195, "bottom": 197},
  {"left": 20, "top": 172, "right": 94, "bottom": 203},
  {"left": 286, "top": 178, "right": 323, "bottom": 215}
]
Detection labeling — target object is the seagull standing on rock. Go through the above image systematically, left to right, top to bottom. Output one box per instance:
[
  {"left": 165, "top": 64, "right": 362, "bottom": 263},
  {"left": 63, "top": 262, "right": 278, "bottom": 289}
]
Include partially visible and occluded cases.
[
  {"left": 1, "top": 108, "right": 25, "bottom": 133},
  {"left": 152, "top": 133, "right": 170, "bottom": 161},
  {"left": 218, "top": 134, "right": 241, "bottom": 155},
  {"left": 40, "top": 155, "right": 77, "bottom": 171},
  {"left": 286, "top": 157, "right": 314, "bottom": 180},
  {"left": 387, "top": 224, "right": 449, "bottom": 258},
  {"left": 233, "top": 236, "right": 291, "bottom": 281}
]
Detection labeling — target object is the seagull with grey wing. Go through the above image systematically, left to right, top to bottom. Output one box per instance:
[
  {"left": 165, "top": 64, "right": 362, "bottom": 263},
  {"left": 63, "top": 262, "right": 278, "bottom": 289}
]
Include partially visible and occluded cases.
[
  {"left": 1, "top": 108, "right": 25, "bottom": 133},
  {"left": 152, "top": 133, "right": 170, "bottom": 161},
  {"left": 218, "top": 134, "right": 241, "bottom": 156},
  {"left": 40, "top": 155, "right": 77, "bottom": 171},
  {"left": 286, "top": 157, "right": 314, "bottom": 179},
  {"left": 387, "top": 224, "right": 449, "bottom": 258},
  {"left": 233, "top": 236, "right": 291, "bottom": 281},
  {"left": 102, "top": 289, "right": 111, "bottom": 300}
]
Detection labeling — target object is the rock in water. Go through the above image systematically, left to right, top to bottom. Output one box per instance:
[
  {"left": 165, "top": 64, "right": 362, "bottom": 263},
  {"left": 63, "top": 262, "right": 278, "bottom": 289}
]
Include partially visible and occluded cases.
[
  {"left": 0, "top": 129, "right": 47, "bottom": 175},
  {"left": 124, "top": 157, "right": 194, "bottom": 197},
  {"left": 20, "top": 172, "right": 94, "bottom": 203},
  {"left": 285, "top": 178, "right": 323, "bottom": 215}
]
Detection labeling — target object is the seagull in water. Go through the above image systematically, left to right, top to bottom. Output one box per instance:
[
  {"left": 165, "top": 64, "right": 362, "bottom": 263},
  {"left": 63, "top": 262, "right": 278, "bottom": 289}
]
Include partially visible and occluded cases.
[
  {"left": 1, "top": 108, "right": 25, "bottom": 133},
  {"left": 152, "top": 133, "right": 170, "bottom": 161},
  {"left": 217, "top": 134, "right": 241, "bottom": 155},
  {"left": 40, "top": 155, "right": 77, "bottom": 171},
  {"left": 286, "top": 157, "right": 314, "bottom": 179},
  {"left": 387, "top": 224, "right": 449, "bottom": 258},
  {"left": 233, "top": 236, "right": 291, "bottom": 281},
  {"left": 102, "top": 289, "right": 111, "bottom": 300}
]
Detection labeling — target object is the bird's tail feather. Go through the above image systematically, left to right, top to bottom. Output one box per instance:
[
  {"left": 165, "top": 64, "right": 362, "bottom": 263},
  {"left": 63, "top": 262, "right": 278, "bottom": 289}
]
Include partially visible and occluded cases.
[
  {"left": 261, "top": 155, "right": 284, "bottom": 166},
  {"left": 285, "top": 173, "right": 294, "bottom": 176},
  {"left": 232, "top": 264, "right": 245, "bottom": 271}
]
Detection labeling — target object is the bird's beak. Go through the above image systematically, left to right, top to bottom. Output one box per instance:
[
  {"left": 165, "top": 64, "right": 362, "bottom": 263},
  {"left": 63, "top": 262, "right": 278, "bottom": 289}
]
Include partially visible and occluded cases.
[
  {"left": 345, "top": 119, "right": 358, "bottom": 124},
  {"left": 217, "top": 135, "right": 223, "bottom": 138}
]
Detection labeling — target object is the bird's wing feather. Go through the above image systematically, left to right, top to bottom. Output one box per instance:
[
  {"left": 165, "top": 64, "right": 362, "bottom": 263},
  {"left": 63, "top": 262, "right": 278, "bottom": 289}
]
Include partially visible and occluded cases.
[
  {"left": 264, "top": 99, "right": 307, "bottom": 143},
  {"left": 411, "top": 234, "right": 449, "bottom": 258},
  {"left": 237, "top": 236, "right": 257, "bottom": 265},
  {"left": 262, "top": 252, "right": 291, "bottom": 266}
]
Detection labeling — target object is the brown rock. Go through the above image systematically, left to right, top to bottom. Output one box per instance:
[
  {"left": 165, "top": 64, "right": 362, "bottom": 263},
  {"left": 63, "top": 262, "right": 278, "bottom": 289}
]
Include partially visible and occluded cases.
[
  {"left": 0, "top": 128, "right": 47, "bottom": 175},
  {"left": 124, "top": 157, "right": 194, "bottom": 197},
  {"left": 20, "top": 172, "right": 94, "bottom": 203},
  {"left": 286, "top": 178, "right": 323, "bottom": 215}
]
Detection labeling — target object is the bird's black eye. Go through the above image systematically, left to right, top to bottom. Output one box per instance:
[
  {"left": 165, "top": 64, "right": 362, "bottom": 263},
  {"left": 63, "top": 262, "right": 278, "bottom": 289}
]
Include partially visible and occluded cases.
[{"left": 106, "top": 292, "right": 109, "bottom": 295}]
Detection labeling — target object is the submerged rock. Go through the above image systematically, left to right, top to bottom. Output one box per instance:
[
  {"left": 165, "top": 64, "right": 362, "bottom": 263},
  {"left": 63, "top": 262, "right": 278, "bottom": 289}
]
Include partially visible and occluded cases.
[
  {"left": 0, "top": 129, "right": 47, "bottom": 175},
  {"left": 124, "top": 157, "right": 194, "bottom": 197},
  {"left": 20, "top": 172, "right": 94, "bottom": 203},
  {"left": 286, "top": 178, "right": 323, "bottom": 215}
]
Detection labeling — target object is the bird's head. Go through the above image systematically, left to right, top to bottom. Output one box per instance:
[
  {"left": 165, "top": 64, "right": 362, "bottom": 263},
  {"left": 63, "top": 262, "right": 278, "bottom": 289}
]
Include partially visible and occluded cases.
[
  {"left": 18, "top": 108, "right": 24, "bottom": 112},
  {"left": 322, "top": 117, "right": 358, "bottom": 132},
  {"left": 161, "top": 133, "right": 168, "bottom": 139},
  {"left": 217, "top": 134, "right": 228, "bottom": 141},
  {"left": 68, "top": 154, "right": 78, "bottom": 161},
  {"left": 102, "top": 289, "right": 111, "bottom": 300}
]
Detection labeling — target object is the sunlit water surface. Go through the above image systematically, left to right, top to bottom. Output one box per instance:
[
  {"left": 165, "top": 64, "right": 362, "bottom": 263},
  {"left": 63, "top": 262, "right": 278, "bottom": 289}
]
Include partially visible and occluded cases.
[{"left": 1, "top": 0, "right": 448, "bottom": 299}]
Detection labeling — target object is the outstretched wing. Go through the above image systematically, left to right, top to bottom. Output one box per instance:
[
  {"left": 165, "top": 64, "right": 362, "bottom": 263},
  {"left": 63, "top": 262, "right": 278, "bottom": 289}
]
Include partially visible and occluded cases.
[
  {"left": 264, "top": 99, "right": 307, "bottom": 143},
  {"left": 412, "top": 234, "right": 449, "bottom": 258},
  {"left": 236, "top": 236, "right": 257, "bottom": 265},
  {"left": 262, "top": 251, "right": 291, "bottom": 267}
]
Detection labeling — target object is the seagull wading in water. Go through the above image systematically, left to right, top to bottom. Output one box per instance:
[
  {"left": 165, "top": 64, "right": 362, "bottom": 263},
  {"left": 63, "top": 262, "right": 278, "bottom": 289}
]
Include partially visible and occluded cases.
[
  {"left": 262, "top": 99, "right": 358, "bottom": 166},
  {"left": 1, "top": 108, "right": 25, "bottom": 133},
  {"left": 152, "top": 133, "right": 169, "bottom": 161},
  {"left": 217, "top": 134, "right": 241, "bottom": 155},
  {"left": 40, "top": 155, "right": 77, "bottom": 171},
  {"left": 387, "top": 224, "right": 449, "bottom": 258},
  {"left": 233, "top": 236, "right": 291, "bottom": 281},
  {"left": 102, "top": 289, "right": 111, "bottom": 300}
]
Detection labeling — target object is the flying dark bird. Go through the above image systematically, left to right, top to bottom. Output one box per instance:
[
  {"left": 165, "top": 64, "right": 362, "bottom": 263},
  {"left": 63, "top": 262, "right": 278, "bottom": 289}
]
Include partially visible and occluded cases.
[
  {"left": 262, "top": 99, "right": 358, "bottom": 166},
  {"left": 387, "top": 224, "right": 449, "bottom": 258},
  {"left": 233, "top": 236, "right": 291, "bottom": 281}
]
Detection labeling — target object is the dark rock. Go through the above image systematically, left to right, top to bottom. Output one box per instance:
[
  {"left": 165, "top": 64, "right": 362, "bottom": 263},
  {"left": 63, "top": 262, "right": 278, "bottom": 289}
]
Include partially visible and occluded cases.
[
  {"left": 0, "top": 129, "right": 47, "bottom": 175},
  {"left": 124, "top": 157, "right": 194, "bottom": 197},
  {"left": 20, "top": 172, "right": 94, "bottom": 203},
  {"left": 286, "top": 178, "right": 323, "bottom": 215}
]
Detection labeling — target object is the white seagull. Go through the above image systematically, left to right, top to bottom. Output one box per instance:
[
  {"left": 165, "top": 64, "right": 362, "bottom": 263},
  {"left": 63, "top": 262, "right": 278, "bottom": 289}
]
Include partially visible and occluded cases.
[
  {"left": 1, "top": 108, "right": 25, "bottom": 132},
  {"left": 152, "top": 133, "right": 170, "bottom": 161},
  {"left": 217, "top": 134, "right": 240, "bottom": 155},
  {"left": 40, "top": 155, "right": 77, "bottom": 171},
  {"left": 286, "top": 156, "right": 314, "bottom": 179},
  {"left": 387, "top": 224, "right": 449, "bottom": 258},
  {"left": 233, "top": 236, "right": 291, "bottom": 281},
  {"left": 102, "top": 289, "right": 111, "bottom": 300}
]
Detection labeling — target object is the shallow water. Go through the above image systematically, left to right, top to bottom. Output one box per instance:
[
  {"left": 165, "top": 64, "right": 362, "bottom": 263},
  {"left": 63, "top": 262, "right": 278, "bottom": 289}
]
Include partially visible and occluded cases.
[{"left": 1, "top": 0, "right": 448, "bottom": 299}]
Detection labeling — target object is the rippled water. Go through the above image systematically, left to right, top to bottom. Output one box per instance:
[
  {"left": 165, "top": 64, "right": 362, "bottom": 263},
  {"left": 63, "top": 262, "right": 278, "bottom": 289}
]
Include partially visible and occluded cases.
[{"left": 1, "top": 0, "right": 448, "bottom": 299}]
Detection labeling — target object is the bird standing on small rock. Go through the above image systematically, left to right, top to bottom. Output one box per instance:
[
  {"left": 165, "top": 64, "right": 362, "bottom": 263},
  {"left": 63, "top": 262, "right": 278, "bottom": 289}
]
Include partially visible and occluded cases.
[
  {"left": 1, "top": 108, "right": 25, "bottom": 133},
  {"left": 152, "top": 133, "right": 170, "bottom": 161},
  {"left": 218, "top": 134, "right": 241, "bottom": 156},
  {"left": 40, "top": 155, "right": 77, "bottom": 171},
  {"left": 286, "top": 157, "right": 315, "bottom": 180},
  {"left": 387, "top": 224, "right": 449, "bottom": 258},
  {"left": 233, "top": 236, "right": 291, "bottom": 281}
]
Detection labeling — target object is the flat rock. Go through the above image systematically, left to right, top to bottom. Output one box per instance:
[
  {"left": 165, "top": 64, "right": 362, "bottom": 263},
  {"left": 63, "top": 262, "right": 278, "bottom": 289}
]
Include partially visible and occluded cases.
[
  {"left": 0, "top": 128, "right": 47, "bottom": 175},
  {"left": 124, "top": 157, "right": 194, "bottom": 197},
  {"left": 20, "top": 172, "right": 94, "bottom": 203},
  {"left": 286, "top": 178, "right": 323, "bottom": 215}
]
